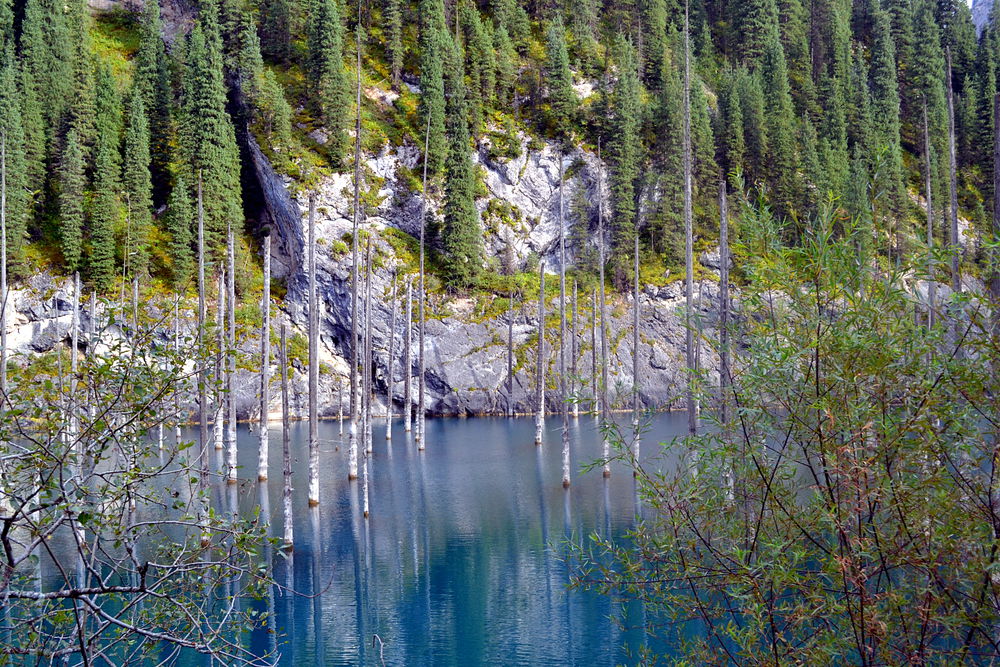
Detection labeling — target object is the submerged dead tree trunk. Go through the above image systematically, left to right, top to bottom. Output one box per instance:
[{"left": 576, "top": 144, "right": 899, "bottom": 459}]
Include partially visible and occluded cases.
[
  {"left": 683, "top": 3, "right": 697, "bottom": 436},
  {"left": 349, "top": 22, "right": 365, "bottom": 478},
  {"left": 945, "top": 48, "right": 962, "bottom": 356},
  {"left": 992, "top": 93, "right": 1000, "bottom": 368},
  {"left": 923, "top": 100, "right": 936, "bottom": 329},
  {"left": 417, "top": 117, "right": 430, "bottom": 450},
  {"left": 1, "top": 131, "right": 6, "bottom": 408},
  {"left": 597, "top": 141, "right": 610, "bottom": 477},
  {"left": 558, "top": 156, "right": 570, "bottom": 488},
  {"left": 196, "top": 174, "right": 209, "bottom": 542},
  {"left": 719, "top": 178, "right": 731, "bottom": 431},
  {"left": 308, "top": 193, "right": 319, "bottom": 507},
  {"left": 226, "top": 226, "right": 237, "bottom": 482},
  {"left": 259, "top": 232, "right": 271, "bottom": 481},
  {"left": 632, "top": 234, "right": 640, "bottom": 470},
  {"left": 364, "top": 238, "right": 373, "bottom": 455},
  {"left": 535, "top": 261, "right": 546, "bottom": 446},
  {"left": 214, "top": 268, "right": 225, "bottom": 450},
  {"left": 386, "top": 274, "right": 397, "bottom": 441},
  {"left": 404, "top": 278, "right": 412, "bottom": 433},
  {"left": 571, "top": 280, "right": 578, "bottom": 418},
  {"left": 590, "top": 289, "right": 597, "bottom": 414},
  {"left": 507, "top": 290, "right": 514, "bottom": 417},
  {"left": 174, "top": 296, "right": 181, "bottom": 445},
  {"left": 280, "top": 323, "right": 293, "bottom": 549}
]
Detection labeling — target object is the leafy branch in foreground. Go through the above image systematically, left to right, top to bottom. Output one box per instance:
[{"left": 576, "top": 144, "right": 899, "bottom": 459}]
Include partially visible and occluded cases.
[
  {"left": 574, "top": 198, "right": 1000, "bottom": 665},
  {"left": 0, "top": 296, "right": 273, "bottom": 665}
]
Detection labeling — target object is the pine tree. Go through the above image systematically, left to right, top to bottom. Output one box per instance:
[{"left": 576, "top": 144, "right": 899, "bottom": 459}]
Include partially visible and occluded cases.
[
  {"left": 0, "top": 0, "right": 11, "bottom": 50},
  {"left": 19, "top": 0, "right": 71, "bottom": 157},
  {"left": 134, "top": 0, "right": 173, "bottom": 206},
  {"left": 260, "top": 0, "right": 291, "bottom": 62},
  {"left": 307, "top": 0, "right": 350, "bottom": 164},
  {"left": 385, "top": 0, "right": 403, "bottom": 88},
  {"left": 419, "top": 0, "right": 448, "bottom": 175},
  {"left": 642, "top": 0, "right": 669, "bottom": 87},
  {"left": 734, "top": 0, "right": 779, "bottom": 66},
  {"left": 911, "top": 0, "right": 948, "bottom": 226},
  {"left": 460, "top": 1, "right": 494, "bottom": 138},
  {"left": 65, "top": 5, "right": 96, "bottom": 160},
  {"left": 181, "top": 5, "right": 243, "bottom": 260},
  {"left": 870, "top": 8, "right": 906, "bottom": 216},
  {"left": 544, "top": 16, "right": 576, "bottom": 137},
  {"left": 494, "top": 24, "right": 518, "bottom": 105},
  {"left": 760, "top": 33, "right": 798, "bottom": 220},
  {"left": 608, "top": 36, "right": 643, "bottom": 285},
  {"left": 442, "top": 38, "right": 483, "bottom": 286},
  {"left": 0, "top": 53, "right": 27, "bottom": 274},
  {"left": 90, "top": 64, "right": 122, "bottom": 292},
  {"left": 735, "top": 67, "right": 768, "bottom": 186},
  {"left": 717, "top": 68, "right": 746, "bottom": 177},
  {"left": 258, "top": 69, "right": 294, "bottom": 157},
  {"left": 691, "top": 71, "right": 718, "bottom": 197},
  {"left": 816, "top": 73, "right": 849, "bottom": 197},
  {"left": 124, "top": 86, "right": 153, "bottom": 278},
  {"left": 57, "top": 126, "right": 85, "bottom": 273},
  {"left": 165, "top": 177, "right": 194, "bottom": 288}
]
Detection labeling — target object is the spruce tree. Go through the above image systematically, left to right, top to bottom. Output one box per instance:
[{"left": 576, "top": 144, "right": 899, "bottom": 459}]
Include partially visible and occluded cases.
[
  {"left": 0, "top": 0, "right": 11, "bottom": 50},
  {"left": 19, "top": 0, "right": 71, "bottom": 157},
  {"left": 135, "top": 0, "right": 173, "bottom": 207},
  {"left": 260, "top": 0, "right": 291, "bottom": 62},
  {"left": 307, "top": 0, "right": 350, "bottom": 164},
  {"left": 385, "top": 0, "right": 403, "bottom": 88},
  {"left": 419, "top": 0, "right": 448, "bottom": 175},
  {"left": 642, "top": 0, "right": 668, "bottom": 88},
  {"left": 734, "top": 0, "right": 779, "bottom": 66},
  {"left": 911, "top": 0, "right": 948, "bottom": 224},
  {"left": 460, "top": 1, "right": 494, "bottom": 138},
  {"left": 65, "top": 5, "right": 96, "bottom": 160},
  {"left": 181, "top": 6, "right": 243, "bottom": 260},
  {"left": 870, "top": 8, "right": 905, "bottom": 216},
  {"left": 544, "top": 16, "right": 576, "bottom": 137},
  {"left": 494, "top": 24, "right": 517, "bottom": 105},
  {"left": 760, "top": 34, "right": 799, "bottom": 220},
  {"left": 442, "top": 37, "right": 483, "bottom": 286},
  {"left": 608, "top": 37, "right": 643, "bottom": 284},
  {"left": 0, "top": 53, "right": 27, "bottom": 273},
  {"left": 651, "top": 54, "right": 684, "bottom": 265},
  {"left": 90, "top": 64, "right": 122, "bottom": 292},
  {"left": 735, "top": 67, "right": 768, "bottom": 186},
  {"left": 717, "top": 68, "right": 746, "bottom": 177},
  {"left": 817, "top": 73, "right": 849, "bottom": 197},
  {"left": 124, "top": 86, "right": 153, "bottom": 278},
  {"left": 58, "top": 127, "right": 85, "bottom": 273},
  {"left": 165, "top": 177, "right": 194, "bottom": 288}
]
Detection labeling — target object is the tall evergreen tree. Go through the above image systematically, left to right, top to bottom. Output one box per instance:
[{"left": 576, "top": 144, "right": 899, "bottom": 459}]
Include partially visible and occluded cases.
[
  {"left": 19, "top": 0, "right": 71, "bottom": 158},
  {"left": 134, "top": 0, "right": 173, "bottom": 206},
  {"left": 260, "top": 0, "right": 291, "bottom": 62},
  {"left": 307, "top": 0, "right": 350, "bottom": 164},
  {"left": 384, "top": 0, "right": 403, "bottom": 88},
  {"left": 419, "top": 0, "right": 448, "bottom": 175},
  {"left": 641, "top": 0, "right": 669, "bottom": 87},
  {"left": 734, "top": 0, "right": 779, "bottom": 66},
  {"left": 460, "top": 1, "right": 495, "bottom": 138},
  {"left": 65, "top": 4, "right": 95, "bottom": 160},
  {"left": 181, "top": 4, "right": 243, "bottom": 259},
  {"left": 870, "top": 8, "right": 906, "bottom": 216},
  {"left": 544, "top": 16, "right": 576, "bottom": 137},
  {"left": 494, "top": 24, "right": 518, "bottom": 104},
  {"left": 760, "top": 33, "right": 799, "bottom": 220},
  {"left": 608, "top": 37, "right": 643, "bottom": 284},
  {"left": 442, "top": 38, "right": 483, "bottom": 286},
  {"left": 0, "top": 53, "right": 27, "bottom": 273},
  {"left": 89, "top": 64, "right": 122, "bottom": 292},
  {"left": 735, "top": 67, "right": 768, "bottom": 186},
  {"left": 717, "top": 68, "right": 746, "bottom": 177},
  {"left": 816, "top": 73, "right": 849, "bottom": 197},
  {"left": 124, "top": 86, "right": 153, "bottom": 278},
  {"left": 58, "top": 126, "right": 85, "bottom": 273},
  {"left": 165, "top": 177, "right": 194, "bottom": 288}
]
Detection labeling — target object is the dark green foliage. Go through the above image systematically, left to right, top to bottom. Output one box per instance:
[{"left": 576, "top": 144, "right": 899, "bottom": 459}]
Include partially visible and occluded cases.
[
  {"left": 0, "top": 0, "right": 11, "bottom": 50},
  {"left": 134, "top": 0, "right": 173, "bottom": 207},
  {"left": 260, "top": 0, "right": 291, "bottom": 62},
  {"left": 307, "top": 0, "right": 350, "bottom": 164},
  {"left": 384, "top": 0, "right": 403, "bottom": 88},
  {"left": 419, "top": 0, "right": 448, "bottom": 176},
  {"left": 641, "top": 0, "right": 669, "bottom": 87},
  {"left": 733, "top": 0, "right": 779, "bottom": 66},
  {"left": 460, "top": 1, "right": 495, "bottom": 138},
  {"left": 180, "top": 4, "right": 243, "bottom": 261},
  {"left": 66, "top": 5, "right": 96, "bottom": 161},
  {"left": 870, "top": 9, "right": 905, "bottom": 215},
  {"left": 543, "top": 16, "right": 575, "bottom": 138},
  {"left": 493, "top": 24, "right": 518, "bottom": 105},
  {"left": 760, "top": 34, "right": 798, "bottom": 221},
  {"left": 607, "top": 37, "right": 643, "bottom": 284},
  {"left": 442, "top": 41, "right": 483, "bottom": 287},
  {"left": 0, "top": 54, "right": 28, "bottom": 273},
  {"left": 90, "top": 64, "right": 121, "bottom": 292},
  {"left": 734, "top": 67, "right": 768, "bottom": 186},
  {"left": 717, "top": 68, "right": 746, "bottom": 177},
  {"left": 257, "top": 69, "right": 294, "bottom": 158},
  {"left": 816, "top": 74, "right": 849, "bottom": 197},
  {"left": 124, "top": 86, "right": 153, "bottom": 278},
  {"left": 58, "top": 127, "right": 85, "bottom": 273},
  {"left": 165, "top": 177, "right": 194, "bottom": 288}
]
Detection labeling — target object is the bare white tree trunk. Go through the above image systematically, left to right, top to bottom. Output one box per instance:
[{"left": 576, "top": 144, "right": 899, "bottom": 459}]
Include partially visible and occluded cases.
[
  {"left": 683, "top": 2, "right": 697, "bottom": 437},
  {"left": 349, "top": 13, "right": 365, "bottom": 476},
  {"left": 945, "top": 47, "right": 962, "bottom": 356},
  {"left": 992, "top": 93, "right": 1000, "bottom": 373},
  {"left": 923, "top": 100, "right": 936, "bottom": 330},
  {"left": 417, "top": 117, "right": 431, "bottom": 450},
  {"left": 0, "top": 131, "right": 6, "bottom": 410},
  {"left": 597, "top": 141, "right": 610, "bottom": 477},
  {"left": 558, "top": 157, "right": 570, "bottom": 487},
  {"left": 196, "top": 174, "right": 209, "bottom": 545},
  {"left": 719, "top": 178, "right": 731, "bottom": 429},
  {"left": 307, "top": 194, "right": 320, "bottom": 507},
  {"left": 226, "top": 226, "right": 237, "bottom": 482},
  {"left": 259, "top": 233, "right": 271, "bottom": 481},
  {"left": 632, "top": 234, "right": 640, "bottom": 471},
  {"left": 363, "top": 239, "right": 373, "bottom": 455},
  {"left": 535, "top": 261, "right": 546, "bottom": 446},
  {"left": 214, "top": 268, "right": 225, "bottom": 451},
  {"left": 70, "top": 273, "right": 79, "bottom": 456},
  {"left": 386, "top": 274, "right": 397, "bottom": 440},
  {"left": 403, "top": 278, "right": 412, "bottom": 432},
  {"left": 571, "top": 279, "right": 578, "bottom": 418},
  {"left": 590, "top": 288, "right": 597, "bottom": 415},
  {"left": 507, "top": 290, "right": 514, "bottom": 417},
  {"left": 174, "top": 296, "right": 181, "bottom": 445},
  {"left": 280, "top": 323, "right": 293, "bottom": 548},
  {"left": 338, "top": 377, "right": 344, "bottom": 435}
]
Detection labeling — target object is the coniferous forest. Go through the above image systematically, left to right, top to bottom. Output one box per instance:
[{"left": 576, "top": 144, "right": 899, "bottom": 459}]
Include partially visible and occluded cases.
[{"left": 1, "top": 0, "right": 1000, "bottom": 663}]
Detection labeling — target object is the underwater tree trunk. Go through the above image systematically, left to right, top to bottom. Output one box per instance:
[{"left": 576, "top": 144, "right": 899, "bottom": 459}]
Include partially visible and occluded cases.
[
  {"left": 308, "top": 193, "right": 320, "bottom": 507},
  {"left": 259, "top": 232, "right": 271, "bottom": 481},
  {"left": 535, "top": 261, "right": 546, "bottom": 446},
  {"left": 404, "top": 278, "right": 412, "bottom": 432},
  {"left": 280, "top": 323, "right": 293, "bottom": 548}
]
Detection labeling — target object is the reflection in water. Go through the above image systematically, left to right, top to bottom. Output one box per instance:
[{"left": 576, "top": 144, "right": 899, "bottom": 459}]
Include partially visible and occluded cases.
[{"left": 222, "top": 412, "right": 690, "bottom": 665}]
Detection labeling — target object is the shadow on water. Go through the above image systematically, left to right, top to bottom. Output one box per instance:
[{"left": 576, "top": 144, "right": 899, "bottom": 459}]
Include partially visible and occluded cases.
[{"left": 209, "top": 412, "right": 692, "bottom": 665}]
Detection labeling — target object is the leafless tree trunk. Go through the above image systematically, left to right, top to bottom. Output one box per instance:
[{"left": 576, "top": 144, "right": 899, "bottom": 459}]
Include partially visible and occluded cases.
[
  {"left": 683, "top": 1, "right": 697, "bottom": 436},
  {"left": 349, "top": 20, "right": 364, "bottom": 477},
  {"left": 945, "top": 47, "right": 962, "bottom": 356},
  {"left": 992, "top": 93, "right": 1000, "bottom": 369},
  {"left": 923, "top": 100, "right": 937, "bottom": 330},
  {"left": 417, "top": 117, "right": 430, "bottom": 450},
  {"left": 0, "top": 131, "right": 6, "bottom": 408},
  {"left": 597, "top": 141, "right": 610, "bottom": 477},
  {"left": 559, "top": 156, "right": 570, "bottom": 487},
  {"left": 196, "top": 174, "right": 209, "bottom": 544},
  {"left": 719, "top": 178, "right": 731, "bottom": 430},
  {"left": 308, "top": 194, "right": 320, "bottom": 506},
  {"left": 226, "top": 226, "right": 237, "bottom": 482},
  {"left": 259, "top": 233, "right": 271, "bottom": 481},
  {"left": 632, "top": 233, "right": 640, "bottom": 470},
  {"left": 363, "top": 238, "right": 373, "bottom": 455},
  {"left": 535, "top": 261, "right": 546, "bottom": 446},
  {"left": 214, "top": 268, "right": 225, "bottom": 451},
  {"left": 70, "top": 272, "right": 79, "bottom": 459},
  {"left": 386, "top": 274, "right": 397, "bottom": 440},
  {"left": 403, "top": 278, "right": 412, "bottom": 432},
  {"left": 571, "top": 279, "right": 578, "bottom": 418},
  {"left": 590, "top": 288, "right": 597, "bottom": 414},
  {"left": 507, "top": 290, "right": 514, "bottom": 417},
  {"left": 174, "top": 296, "right": 181, "bottom": 445},
  {"left": 280, "top": 323, "right": 293, "bottom": 548}
]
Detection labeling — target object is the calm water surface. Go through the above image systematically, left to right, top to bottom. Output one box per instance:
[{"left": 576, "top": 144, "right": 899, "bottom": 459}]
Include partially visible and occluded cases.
[{"left": 222, "top": 412, "right": 688, "bottom": 666}]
